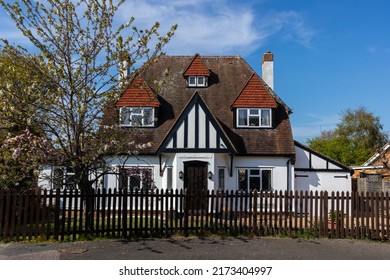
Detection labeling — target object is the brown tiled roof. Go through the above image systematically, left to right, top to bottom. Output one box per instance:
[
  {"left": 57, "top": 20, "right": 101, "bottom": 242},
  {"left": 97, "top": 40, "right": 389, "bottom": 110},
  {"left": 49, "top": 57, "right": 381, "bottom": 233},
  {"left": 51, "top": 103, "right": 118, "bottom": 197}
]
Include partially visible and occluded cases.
[
  {"left": 183, "top": 54, "right": 210, "bottom": 76},
  {"left": 106, "top": 55, "right": 295, "bottom": 156},
  {"left": 231, "top": 73, "right": 278, "bottom": 108},
  {"left": 115, "top": 75, "right": 160, "bottom": 107}
]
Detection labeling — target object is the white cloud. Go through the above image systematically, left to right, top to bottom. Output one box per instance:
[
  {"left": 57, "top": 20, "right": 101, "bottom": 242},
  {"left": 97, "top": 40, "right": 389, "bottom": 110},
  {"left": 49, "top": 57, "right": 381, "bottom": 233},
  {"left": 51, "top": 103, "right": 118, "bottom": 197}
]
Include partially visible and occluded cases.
[
  {"left": 1, "top": 0, "right": 315, "bottom": 56},
  {"left": 118, "top": 0, "right": 315, "bottom": 55}
]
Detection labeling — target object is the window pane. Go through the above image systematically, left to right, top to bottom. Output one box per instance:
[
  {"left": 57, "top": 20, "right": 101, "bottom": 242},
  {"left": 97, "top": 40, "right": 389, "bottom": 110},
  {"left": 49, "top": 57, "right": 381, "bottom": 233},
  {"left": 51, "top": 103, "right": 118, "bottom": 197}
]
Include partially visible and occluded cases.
[
  {"left": 189, "top": 76, "right": 196, "bottom": 85},
  {"left": 120, "top": 108, "right": 131, "bottom": 125},
  {"left": 132, "top": 108, "right": 142, "bottom": 114},
  {"left": 143, "top": 108, "right": 154, "bottom": 126},
  {"left": 238, "top": 109, "right": 247, "bottom": 126},
  {"left": 249, "top": 109, "right": 259, "bottom": 115},
  {"left": 261, "top": 109, "right": 271, "bottom": 127},
  {"left": 132, "top": 114, "right": 142, "bottom": 126},
  {"left": 249, "top": 116, "right": 259, "bottom": 126},
  {"left": 167, "top": 167, "right": 173, "bottom": 191},
  {"left": 218, "top": 168, "right": 225, "bottom": 191},
  {"left": 238, "top": 169, "right": 248, "bottom": 191},
  {"left": 250, "top": 169, "right": 260, "bottom": 175},
  {"left": 262, "top": 170, "right": 272, "bottom": 191},
  {"left": 129, "top": 175, "right": 141, "bottom": 190},
  {"left": 249, "top": 177, "right": 260, "bottom": 191}
]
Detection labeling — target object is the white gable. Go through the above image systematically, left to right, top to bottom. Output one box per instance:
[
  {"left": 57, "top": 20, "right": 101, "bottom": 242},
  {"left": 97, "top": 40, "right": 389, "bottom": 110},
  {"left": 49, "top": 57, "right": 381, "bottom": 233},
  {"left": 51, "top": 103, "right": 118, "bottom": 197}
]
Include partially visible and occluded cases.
[{"left": 157, "top": 93, "right": 234, "bottom": 154}]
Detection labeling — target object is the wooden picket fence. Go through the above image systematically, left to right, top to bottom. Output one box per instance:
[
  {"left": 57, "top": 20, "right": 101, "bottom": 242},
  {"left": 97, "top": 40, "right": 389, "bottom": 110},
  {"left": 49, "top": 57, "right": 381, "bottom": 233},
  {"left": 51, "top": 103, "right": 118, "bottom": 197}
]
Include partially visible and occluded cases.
[{"left": 0, "top": 188, "right": 389, "bottom": 242}]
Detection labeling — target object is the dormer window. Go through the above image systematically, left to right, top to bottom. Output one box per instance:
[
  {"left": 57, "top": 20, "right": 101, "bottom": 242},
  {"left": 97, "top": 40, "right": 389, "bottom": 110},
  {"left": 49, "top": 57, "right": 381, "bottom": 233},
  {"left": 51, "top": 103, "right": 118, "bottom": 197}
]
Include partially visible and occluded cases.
[
  {"left": 188, "top": 76, "right": 208, "bottom": 87},
  {"left": 120, "top": 107, "right": 155, "bottom": 127},
  {"left": 237, "top": 108, "right": 271, "bottom": 128}
]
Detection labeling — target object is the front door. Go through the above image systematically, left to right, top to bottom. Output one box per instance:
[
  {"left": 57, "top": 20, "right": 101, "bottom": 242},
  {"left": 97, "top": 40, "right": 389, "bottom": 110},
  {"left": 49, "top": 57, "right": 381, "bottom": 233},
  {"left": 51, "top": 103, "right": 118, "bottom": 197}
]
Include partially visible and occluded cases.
[{"left": 184, "top": 161, "right": 208, "bottom": 211}]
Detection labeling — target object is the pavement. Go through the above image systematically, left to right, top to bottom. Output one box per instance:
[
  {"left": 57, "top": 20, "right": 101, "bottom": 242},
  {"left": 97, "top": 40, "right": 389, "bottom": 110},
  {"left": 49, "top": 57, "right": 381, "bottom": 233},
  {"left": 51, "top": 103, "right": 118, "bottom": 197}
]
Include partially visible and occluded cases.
[{"left": 1, "top": 236, "right": 390, "bottom": 260}]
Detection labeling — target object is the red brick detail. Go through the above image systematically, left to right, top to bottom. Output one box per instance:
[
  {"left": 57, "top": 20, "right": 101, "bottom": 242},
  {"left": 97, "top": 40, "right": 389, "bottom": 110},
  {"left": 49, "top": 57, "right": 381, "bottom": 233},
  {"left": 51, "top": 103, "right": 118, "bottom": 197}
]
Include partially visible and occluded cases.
[
  {"left": 183, "top": 54, "right": 210, "bottom": 76},
  {"left": 231, "top": 74, "right": 277, "bottom": 108},
  {"left": 116, "top": 75, "right": 160, "bottom": 107}
]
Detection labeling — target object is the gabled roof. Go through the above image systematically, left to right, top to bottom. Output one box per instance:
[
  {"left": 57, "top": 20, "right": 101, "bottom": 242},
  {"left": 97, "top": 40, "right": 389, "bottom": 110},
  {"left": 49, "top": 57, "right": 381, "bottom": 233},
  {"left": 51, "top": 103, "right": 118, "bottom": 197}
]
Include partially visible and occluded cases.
[
  {"left": 183, "top": 54, "right": 210, "bottom": 77},
  {"left": 107, "top": 55, "right": 295, "bottom": 156},
  {"left": 231, "top": 73, "right": 278, "bottom": 109},
  {"left": 115, "top": 75, "right": 160, "bottom": 107},
  {"left": 157, "top": 92, "right": 237, "bottom": 155},
  {"left": 294, "top": 140, "right": 353, "bottom": 173},
  {"left": 363, "top": 142, "right": 390, "bottom": 167}
]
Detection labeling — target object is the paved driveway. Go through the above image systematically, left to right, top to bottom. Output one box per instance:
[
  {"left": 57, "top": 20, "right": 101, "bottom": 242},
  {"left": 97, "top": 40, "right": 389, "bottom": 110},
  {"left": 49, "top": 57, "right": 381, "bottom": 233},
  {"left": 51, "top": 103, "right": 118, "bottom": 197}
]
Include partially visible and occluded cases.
[{"left": 1, "top": 237, "right": 390, "bottom": 260}]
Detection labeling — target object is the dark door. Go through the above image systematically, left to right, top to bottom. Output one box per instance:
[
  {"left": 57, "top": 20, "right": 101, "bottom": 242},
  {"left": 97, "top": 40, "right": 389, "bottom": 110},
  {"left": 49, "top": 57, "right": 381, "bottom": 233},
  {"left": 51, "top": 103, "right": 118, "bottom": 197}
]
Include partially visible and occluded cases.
[{"left": 184, "top": 161, "right": 208, "bottom": 211}]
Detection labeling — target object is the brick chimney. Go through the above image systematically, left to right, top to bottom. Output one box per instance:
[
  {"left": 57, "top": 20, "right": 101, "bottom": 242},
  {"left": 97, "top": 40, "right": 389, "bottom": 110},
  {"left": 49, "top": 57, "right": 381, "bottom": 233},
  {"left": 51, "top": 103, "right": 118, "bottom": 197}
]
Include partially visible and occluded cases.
[{"left": 262, "top": 51, "right": 274, "bottom": 90}]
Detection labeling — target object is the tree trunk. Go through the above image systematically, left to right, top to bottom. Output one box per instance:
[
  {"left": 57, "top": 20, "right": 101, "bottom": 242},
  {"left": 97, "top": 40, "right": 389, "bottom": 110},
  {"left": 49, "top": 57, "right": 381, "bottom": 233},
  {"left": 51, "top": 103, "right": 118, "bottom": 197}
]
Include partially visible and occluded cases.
[{"left": 77, "top": 166, "right": 95, "bottom": 235}]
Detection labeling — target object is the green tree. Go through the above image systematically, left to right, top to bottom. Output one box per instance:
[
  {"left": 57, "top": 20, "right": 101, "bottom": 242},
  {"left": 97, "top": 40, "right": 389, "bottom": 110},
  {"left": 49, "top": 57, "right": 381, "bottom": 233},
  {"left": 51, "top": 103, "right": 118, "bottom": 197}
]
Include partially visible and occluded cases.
[
  {"left": 0, "top": 0, "right": 176, "bottom": 192},
  {"left": 0, "top": 0, "right": 176, "bottom": 229},
  {"left": 0, "top": 48, "right": 55, "bottom": 190},
  {"left": 307, "top": 107, "right": 388, "bottom": 166}
]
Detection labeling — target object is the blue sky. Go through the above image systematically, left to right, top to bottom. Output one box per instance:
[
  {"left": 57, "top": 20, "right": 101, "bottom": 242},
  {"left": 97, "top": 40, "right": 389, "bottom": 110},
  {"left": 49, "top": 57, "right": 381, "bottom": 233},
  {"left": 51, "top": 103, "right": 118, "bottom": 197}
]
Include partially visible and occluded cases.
[{"left": 2, "top": 0, "right": 390, "bottom": 143}]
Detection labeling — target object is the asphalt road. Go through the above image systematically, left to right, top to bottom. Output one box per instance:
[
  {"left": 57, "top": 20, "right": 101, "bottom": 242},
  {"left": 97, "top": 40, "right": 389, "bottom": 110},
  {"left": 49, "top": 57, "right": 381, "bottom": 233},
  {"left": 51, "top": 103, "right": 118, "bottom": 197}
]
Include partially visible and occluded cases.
[{"left": 1, "top": 236, "right": 390, "bottom": 260}]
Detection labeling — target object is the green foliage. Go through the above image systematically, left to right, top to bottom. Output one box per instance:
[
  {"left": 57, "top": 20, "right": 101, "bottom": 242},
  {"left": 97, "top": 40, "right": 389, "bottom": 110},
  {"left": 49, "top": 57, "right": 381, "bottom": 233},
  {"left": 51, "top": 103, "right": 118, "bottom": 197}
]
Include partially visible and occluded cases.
[
  {"left": 0, "top": 49, "right": 55, "bottom": 189},
  {"left": 307, "top": 107, "right": 388, "bottom": 166}
]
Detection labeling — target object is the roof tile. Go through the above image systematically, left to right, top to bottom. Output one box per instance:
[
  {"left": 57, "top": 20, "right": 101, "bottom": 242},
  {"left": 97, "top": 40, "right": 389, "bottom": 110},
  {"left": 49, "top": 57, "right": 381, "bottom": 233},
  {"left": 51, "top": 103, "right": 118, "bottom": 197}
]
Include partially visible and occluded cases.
[
  {"left": 183, "top": 54, "right": 210, "bottom": 76},
  {"left": 231, "top": 74, "right": 277, "bottom": 108},
  {"left": 115, "top": 75, "right": 160, "bottom": 107}
]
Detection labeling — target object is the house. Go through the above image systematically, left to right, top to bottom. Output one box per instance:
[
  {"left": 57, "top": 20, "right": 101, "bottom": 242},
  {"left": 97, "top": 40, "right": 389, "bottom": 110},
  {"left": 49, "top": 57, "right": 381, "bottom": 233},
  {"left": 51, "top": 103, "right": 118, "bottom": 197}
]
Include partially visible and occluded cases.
[
  {"left": 38, "top": 52, "right": 352, "bottom": 194},
  {"left": 99, "top": 52, "right": 352, "bottom": 194},
  {"left": 294, "top": 141, "right": 352, "bottom": 194},
  {"left": 351, "top": 142, "right": 390, "bottom": 192},
  {"left": 352, "top": 142, "right": 390, "bottom": 179}
]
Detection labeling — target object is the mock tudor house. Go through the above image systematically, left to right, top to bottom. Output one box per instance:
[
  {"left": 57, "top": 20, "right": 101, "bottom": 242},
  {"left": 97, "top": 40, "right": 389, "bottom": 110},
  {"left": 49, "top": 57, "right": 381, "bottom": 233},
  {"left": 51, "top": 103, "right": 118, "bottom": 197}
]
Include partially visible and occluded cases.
[
  {"left": 39, "top": 52, "right": 352, "bottom": 193},
  {"left": 97, "top": 52, "right": 352, "bottom": 194}
]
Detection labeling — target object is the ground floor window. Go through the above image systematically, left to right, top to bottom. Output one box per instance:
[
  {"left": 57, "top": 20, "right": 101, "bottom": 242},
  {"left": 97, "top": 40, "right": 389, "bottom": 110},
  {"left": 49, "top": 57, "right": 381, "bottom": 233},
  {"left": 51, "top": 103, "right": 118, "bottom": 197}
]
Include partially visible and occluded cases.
[
  {"left": 52, "top": 166, "right": 77, "bottom": 190},
  {"left": 118, "top": 167, "right": 154, "bottom": 190},
  {"left": 166, "top": 167, "right": 173, "bottom": 191},
  {"left": 218, "top": 168, "right": 225, "bottom": 191},
  {"left": 238, "top": 168, "right": 272, "bottom": 191}
]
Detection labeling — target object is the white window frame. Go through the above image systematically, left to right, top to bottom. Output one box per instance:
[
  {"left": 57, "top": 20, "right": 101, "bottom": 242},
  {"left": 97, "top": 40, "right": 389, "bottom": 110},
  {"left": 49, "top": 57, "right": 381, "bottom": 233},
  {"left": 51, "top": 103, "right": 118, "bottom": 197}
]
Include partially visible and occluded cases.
[
  {"left": 188, "top": 76, "right": 208, "bottom": 87},
  {"left": 119, "top": 107, "right": 155, "bottom": 127},
  {"left": 236, "top": 108, "right": 272, "bottom": 128},
  {"left": 118, "top": 166, "right": 154, "bottom": 190},
  {"left": 237, "top": 168, "right": 273, "bottom": 192}
]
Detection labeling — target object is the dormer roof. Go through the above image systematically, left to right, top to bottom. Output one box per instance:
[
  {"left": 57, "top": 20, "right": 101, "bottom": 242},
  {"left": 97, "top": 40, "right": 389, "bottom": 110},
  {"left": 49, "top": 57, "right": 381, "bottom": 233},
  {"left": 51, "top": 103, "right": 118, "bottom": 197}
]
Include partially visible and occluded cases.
[
  {"left": 183, "top": 54, "right": 210, "bottom": 77},
  {"left": 231, "top": 73, "right": 278, "bottom": 109},
  {"left": 115, "top": 75, "right": 160, "bottom": 107}
]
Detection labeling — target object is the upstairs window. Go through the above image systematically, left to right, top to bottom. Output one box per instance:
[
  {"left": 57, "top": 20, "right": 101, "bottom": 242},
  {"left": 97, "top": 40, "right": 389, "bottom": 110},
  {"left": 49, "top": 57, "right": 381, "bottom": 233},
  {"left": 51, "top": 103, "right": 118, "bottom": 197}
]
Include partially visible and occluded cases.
[
  {"left": 188, "top": 76, "right": 208, "bottom": 87},
  {"left": 120, "top": 107, "right": 155, "bottom": 127},
  {"left": 237, "top": 108, "right": 271, "bottom": 128}
]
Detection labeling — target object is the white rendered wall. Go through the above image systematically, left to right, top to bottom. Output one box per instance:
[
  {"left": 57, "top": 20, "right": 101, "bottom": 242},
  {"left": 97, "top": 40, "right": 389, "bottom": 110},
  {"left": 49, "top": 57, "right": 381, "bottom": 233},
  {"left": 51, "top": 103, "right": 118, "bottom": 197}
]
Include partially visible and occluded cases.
[{"left": 294, "top": 171, "right": 351, "bottom": 194}]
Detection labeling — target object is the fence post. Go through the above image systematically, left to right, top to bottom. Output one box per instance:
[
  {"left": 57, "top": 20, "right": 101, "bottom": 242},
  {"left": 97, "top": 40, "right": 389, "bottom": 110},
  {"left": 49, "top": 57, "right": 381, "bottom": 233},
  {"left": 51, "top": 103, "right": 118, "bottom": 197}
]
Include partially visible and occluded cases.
[
  {"left": 54, "top": 188, "right": 60, "bottom": 241},
  {"left": 122, "top": 188, "right": 128, "bottom": 238},
  {"left": 183, "top": 189, "right": 189, "bottom": 237},
  {"left": 253, "top": 190, "right": 258, "bottom": 236},
  {"left": 324, "top": 191, "right": 329, "bottom": 238}
]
